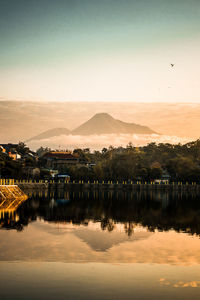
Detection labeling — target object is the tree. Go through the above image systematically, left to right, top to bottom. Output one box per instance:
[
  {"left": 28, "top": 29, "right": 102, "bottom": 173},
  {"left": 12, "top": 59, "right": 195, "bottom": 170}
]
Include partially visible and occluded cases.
[
  {"left": 16, "top": 142, "right": 30, "bottom": 156},
  {"left": 149, "top": 166, "right": 163, "bottom": 180}
]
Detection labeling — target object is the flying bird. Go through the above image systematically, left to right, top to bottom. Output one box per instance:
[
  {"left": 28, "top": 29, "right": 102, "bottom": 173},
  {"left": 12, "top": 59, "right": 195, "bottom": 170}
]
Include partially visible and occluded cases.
[{"left": 171, "top": 64, "right": 174, "bottom": 67}]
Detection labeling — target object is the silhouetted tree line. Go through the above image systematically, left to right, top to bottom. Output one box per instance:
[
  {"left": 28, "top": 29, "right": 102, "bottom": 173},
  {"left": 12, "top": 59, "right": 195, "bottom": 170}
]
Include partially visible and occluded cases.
[{"left": 64, "top": 140, "right": 200, "bottom": 182}]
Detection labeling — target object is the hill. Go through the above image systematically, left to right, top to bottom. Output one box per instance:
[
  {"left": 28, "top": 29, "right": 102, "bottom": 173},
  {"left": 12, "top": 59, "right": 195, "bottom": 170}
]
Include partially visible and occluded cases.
[
  {"left": 1, "top": 102, "right": 200, "bottom": 143},
  {"left": 72, "top": 113, "right": 156, "bottom": 135},
  {"left": 27, "top": 128, "right": 70, "bottom": 142}
]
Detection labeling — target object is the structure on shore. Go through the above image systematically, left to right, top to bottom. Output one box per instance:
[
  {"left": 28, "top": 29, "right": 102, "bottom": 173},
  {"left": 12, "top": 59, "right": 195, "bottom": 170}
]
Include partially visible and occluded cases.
[{"left": 0, "top": 185, "right": 28, "bottom": 218}]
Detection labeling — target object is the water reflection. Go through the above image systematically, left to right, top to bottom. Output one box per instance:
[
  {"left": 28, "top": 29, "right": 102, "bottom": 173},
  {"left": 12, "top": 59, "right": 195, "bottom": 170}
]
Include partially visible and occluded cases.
[
  {"left": 1, "top": 189, "right": 200, "bottom": 237},
  {"left": 1, "top": 190, "right": 200, "bottom": 300},
  {"left": 0, "top": 196, "right": 28, "bottom": 231}
]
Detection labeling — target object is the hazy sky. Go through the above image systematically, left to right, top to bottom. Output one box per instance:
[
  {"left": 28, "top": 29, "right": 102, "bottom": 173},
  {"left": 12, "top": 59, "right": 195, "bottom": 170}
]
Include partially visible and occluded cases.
[{"left": 0, "top": 0, "right": 200, "bottom": 102}]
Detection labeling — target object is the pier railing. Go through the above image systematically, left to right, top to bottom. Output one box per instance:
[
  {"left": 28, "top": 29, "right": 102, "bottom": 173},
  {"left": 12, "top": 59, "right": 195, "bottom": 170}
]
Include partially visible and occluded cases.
[{"left": 0, "top": 179, "right": 199, "bottom": 186}]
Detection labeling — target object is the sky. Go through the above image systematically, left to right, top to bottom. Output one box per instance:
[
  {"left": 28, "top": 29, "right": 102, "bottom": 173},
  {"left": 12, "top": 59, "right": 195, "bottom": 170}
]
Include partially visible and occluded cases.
[{"left": 0, "top": 0, "right": 200, "bottom": 102}]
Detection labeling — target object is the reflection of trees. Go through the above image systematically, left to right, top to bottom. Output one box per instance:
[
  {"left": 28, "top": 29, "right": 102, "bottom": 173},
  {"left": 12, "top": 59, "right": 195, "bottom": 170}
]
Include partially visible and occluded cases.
[
  {"left": 2, "top": 190, "right": 200, "bottom": 236},
  {"left": 0, "top": 217, "right": 27, "bottom": 231},
  {"left": 101, "top": 218, "right": 115, "bottom": 232},
  {"left": 124, "top": 222, "right": 135, "bottom": 236}
]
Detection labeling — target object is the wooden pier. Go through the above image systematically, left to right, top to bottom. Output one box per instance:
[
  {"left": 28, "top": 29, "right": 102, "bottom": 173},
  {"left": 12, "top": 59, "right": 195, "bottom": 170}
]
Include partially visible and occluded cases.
[{"left": 0, "top": 185, "right": 28, "bottom": 218}]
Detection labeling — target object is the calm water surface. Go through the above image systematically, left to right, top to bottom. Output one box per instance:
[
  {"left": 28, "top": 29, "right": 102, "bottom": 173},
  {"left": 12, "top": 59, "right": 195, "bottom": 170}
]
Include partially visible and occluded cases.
[{"left": 1, "top": 189, "right": 200, "bottom": 300}]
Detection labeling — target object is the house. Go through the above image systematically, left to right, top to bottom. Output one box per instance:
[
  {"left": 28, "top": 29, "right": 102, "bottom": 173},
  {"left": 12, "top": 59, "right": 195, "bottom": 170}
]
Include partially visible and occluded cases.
[
  {"left": 0, "top": 144, "right": 21, "bottom": 160},
  {"left": 0, "top": 144, "right": 18, "bottom": 152},
  {"left": 0, "top": 146, "right": 6, "bottom": 153},
  {"left": 8, "top": 150, "right": 21, "bottom": 161},
  {"left": 42, "top": 151, "right": 79, "bottom": 170},
  {"left": 24, "top": 152, "right": 36, "bottom": 159},
  {"left": 86, "top": 163, "right": 96, "bottom": 169},
  {"left": 22, "top": 166, "right": 40, "bottom": 178},
  {"left": 49, "top": 169, "right": 59, "bottom": 178},
  {"left": 154, "top": 170, "right": 171, "bottom": 184},
  {"left": 162, "top": 170, "right": 171, "bottom": 181},
  {"left": 56, "top": 174, "right": 70, "bottom": 182},
  {"left": 154, "top": 179, "right": 169, "bottom": 184}
]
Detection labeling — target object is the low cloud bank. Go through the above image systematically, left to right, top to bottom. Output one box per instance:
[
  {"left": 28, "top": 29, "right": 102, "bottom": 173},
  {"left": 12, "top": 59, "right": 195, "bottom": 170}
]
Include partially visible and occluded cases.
[{"left": 27, "top": 133, "right": 194, "bottom": 151}]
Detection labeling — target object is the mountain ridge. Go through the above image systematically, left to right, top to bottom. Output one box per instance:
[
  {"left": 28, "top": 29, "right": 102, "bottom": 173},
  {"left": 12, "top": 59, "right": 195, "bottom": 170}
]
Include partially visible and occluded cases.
[
  {"left": 27, "top": 113, "right": 157, "bottom": 141},
  {"left": 71, "top": 113, "right": 156, "bottom": 135},
  {"left": 26, "top": 128, "right": 70, "bottom": 142}
]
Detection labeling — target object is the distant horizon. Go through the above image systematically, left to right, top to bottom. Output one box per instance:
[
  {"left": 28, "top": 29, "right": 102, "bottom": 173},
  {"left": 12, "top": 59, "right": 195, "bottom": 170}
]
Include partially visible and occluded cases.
[{"left": 0, "top": 99, "right": 200, "bottom": 104}]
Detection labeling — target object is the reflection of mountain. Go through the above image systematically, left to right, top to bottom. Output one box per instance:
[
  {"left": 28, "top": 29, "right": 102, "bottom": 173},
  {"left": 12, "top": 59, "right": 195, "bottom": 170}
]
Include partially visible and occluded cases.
[
  {"left": 1, "top": 190, "right": 200, "bottom": 265},
  {"left": 74, "top": 229, "right": 152, "bottom": 252}
]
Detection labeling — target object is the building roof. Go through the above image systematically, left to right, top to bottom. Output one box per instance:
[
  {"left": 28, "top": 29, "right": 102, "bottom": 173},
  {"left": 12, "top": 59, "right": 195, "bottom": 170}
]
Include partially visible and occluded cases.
[
  {"left": 0, "top": 144, "right": 18, "bottom": 152},
  {"left": 43, "top": 152, "right": 78, "bottom": 160}
]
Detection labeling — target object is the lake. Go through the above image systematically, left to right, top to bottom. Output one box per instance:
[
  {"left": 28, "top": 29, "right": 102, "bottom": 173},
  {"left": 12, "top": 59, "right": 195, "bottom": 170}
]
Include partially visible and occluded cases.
[{"left": 1, "top": 189, "right": 200, "bottom": 300}]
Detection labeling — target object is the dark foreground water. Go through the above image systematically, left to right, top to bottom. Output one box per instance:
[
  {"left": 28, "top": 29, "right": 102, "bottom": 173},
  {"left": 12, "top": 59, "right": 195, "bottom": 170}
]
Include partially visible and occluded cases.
[{"left": 1, "top": 189, "right": 200, "bottom": 300}]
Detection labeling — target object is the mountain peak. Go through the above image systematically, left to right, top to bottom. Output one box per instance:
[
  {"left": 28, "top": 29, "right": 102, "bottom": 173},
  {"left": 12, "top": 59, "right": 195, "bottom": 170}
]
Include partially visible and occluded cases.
[
  {"left": 27, "top": 113, "right": 157, "bottom": 141},
  {"left": 72, "top": 113, "right": 156, "bottom": 135},
  {"left": 92, "top": 113, "right": 114, "bottom": 119}
]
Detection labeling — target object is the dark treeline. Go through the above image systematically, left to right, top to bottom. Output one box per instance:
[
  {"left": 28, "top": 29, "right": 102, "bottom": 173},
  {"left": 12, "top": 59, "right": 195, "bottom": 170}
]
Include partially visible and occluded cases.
[{"left": 63, "top": 140, "right": 200, "bottom": 182}]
